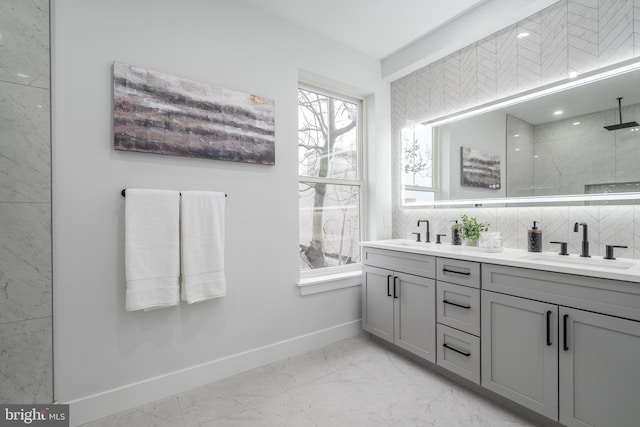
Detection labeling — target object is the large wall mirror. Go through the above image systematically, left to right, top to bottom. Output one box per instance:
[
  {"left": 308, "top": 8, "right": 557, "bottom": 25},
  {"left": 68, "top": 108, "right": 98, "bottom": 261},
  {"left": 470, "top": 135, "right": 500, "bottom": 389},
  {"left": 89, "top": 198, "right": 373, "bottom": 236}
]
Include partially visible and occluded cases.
[{"left": 409, "top": 60, "right": 640, "bottom": 207}]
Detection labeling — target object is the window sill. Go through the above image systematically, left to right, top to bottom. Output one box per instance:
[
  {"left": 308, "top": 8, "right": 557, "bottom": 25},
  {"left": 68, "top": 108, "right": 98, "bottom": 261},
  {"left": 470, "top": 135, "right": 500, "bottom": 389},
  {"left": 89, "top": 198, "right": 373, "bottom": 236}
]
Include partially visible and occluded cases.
[{"left": 297, "top": 269, "right": 362, "bottom": 296}]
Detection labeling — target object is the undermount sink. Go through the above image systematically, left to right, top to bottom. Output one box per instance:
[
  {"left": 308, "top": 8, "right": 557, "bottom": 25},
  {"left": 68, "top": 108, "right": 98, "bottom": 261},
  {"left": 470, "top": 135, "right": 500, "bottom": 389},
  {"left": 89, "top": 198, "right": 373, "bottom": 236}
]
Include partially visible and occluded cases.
[
  {"left": 378, "top": 239, "right": 432, "bottom": 248},
  {"left": 519, "top": 253, "right": 635, "bottom": 270}
]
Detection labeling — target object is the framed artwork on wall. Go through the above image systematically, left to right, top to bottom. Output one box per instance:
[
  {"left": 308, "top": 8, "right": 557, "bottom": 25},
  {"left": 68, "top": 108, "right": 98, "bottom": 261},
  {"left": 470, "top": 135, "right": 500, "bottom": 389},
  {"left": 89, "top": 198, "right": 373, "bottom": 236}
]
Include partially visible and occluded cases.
[
  {"left": 113, "top": 62, "right": 275, "bottom": 165},
  {"left": 460, "top": 146, "right": 501, "bottom": 189}
]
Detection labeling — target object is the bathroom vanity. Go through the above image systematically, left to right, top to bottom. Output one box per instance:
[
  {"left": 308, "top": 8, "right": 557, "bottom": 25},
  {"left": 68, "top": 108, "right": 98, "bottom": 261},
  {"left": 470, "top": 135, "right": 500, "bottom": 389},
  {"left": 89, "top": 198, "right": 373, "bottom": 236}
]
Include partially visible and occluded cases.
[{"left": 361, "top": 240, "right": 640, "bottom": 427}]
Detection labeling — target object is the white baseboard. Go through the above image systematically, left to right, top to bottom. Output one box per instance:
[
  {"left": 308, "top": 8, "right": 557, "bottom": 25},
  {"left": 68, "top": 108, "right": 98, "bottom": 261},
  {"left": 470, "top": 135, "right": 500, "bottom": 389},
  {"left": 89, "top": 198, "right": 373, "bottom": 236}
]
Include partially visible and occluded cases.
[{"left": 65, "top": 320, "right": 362, "bottom": 426}]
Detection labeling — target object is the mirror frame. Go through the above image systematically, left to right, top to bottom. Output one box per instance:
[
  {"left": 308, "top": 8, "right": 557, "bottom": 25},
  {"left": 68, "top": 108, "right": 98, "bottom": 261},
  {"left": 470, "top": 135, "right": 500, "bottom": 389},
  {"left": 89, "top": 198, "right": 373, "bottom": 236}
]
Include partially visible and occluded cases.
[{"left": 413, "top": 58, "right": 640, "bottom": 207}]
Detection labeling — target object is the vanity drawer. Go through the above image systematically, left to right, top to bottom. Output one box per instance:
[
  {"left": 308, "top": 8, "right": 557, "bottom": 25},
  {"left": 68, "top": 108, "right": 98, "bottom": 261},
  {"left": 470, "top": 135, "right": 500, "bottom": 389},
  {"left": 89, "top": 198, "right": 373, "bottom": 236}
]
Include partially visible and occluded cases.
[
  {"left": 362, "top": 247, "right": 435, "bottom": 278},
  {"left": 436, "top": 258, "right": 481, "bottom": 288},
  {"left": 482, "top": 264, "right": 640, "bottom": 322},
  {"left": 437, "top": 282, "right": 480, "bottom": 336},
  {"left": 437, "top": 323, "right": 480, "bottom": 384}
]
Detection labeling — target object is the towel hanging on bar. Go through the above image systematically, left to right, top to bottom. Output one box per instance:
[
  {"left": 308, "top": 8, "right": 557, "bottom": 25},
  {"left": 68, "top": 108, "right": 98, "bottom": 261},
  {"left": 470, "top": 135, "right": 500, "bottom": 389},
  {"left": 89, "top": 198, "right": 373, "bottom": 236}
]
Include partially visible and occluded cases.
[{"left": 121, "top": 189, "right": 227, "bottom": 197}]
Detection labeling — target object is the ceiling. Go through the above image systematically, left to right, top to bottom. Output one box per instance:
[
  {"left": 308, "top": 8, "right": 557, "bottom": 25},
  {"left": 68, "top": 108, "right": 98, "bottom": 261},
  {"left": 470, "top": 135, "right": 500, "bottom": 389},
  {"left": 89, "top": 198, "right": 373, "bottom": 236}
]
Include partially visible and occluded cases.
[{"left": 235, "top": 0, "right": 488, "bottom": 59}]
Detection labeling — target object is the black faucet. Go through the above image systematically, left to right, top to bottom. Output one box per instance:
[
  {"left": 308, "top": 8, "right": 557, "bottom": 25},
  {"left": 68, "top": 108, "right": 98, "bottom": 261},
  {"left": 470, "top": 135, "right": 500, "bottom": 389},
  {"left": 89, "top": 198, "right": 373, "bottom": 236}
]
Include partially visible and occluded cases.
[
  {"left": 417, "top": 220, "right": 430, "bottom": 243},
  {"left": 573, "top": 222, "right": 590, "bottom": 257}
]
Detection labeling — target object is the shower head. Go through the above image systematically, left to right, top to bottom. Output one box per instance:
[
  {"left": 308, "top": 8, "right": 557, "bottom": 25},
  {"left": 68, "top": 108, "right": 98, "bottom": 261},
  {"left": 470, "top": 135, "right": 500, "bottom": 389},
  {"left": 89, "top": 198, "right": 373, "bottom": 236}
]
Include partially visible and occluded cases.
[
  {"left": 604, "top": 97, "right": 639, "bottom": 131},
  {"left": 604, "top": 121, "right": 639, "bottom": 131}
]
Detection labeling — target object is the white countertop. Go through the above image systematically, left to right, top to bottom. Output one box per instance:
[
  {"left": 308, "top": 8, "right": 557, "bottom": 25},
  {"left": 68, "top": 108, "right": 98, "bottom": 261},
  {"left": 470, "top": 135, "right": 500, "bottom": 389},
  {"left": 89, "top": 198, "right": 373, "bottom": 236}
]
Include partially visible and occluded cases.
[{"left": 361, "top": 239, "right": 640, "bottom": 283}]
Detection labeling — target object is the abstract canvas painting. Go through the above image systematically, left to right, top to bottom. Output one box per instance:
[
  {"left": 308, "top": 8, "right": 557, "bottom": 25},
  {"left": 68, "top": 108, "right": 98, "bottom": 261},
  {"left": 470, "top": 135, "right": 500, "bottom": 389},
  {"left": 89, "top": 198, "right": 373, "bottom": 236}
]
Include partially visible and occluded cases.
[
  {"left": 113, "top": 62, "right": 275, "bottom": 165},
  {"left": 460, "top": 146, "right": 501, "bottom": 189}
]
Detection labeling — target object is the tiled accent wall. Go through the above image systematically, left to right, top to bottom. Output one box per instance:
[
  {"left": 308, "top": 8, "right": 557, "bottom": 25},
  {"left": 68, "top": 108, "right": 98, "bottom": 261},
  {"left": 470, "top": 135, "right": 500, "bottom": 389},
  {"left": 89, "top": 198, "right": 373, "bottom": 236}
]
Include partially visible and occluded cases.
[
  {"left": 0, "top": 0, "right": 52, "bottom": 403},
  {"left": 392, "top": 0, "right": 640, "bottom": 259},
  {"left": 403, "top": 205, "right": 638, "bottom": 260}
]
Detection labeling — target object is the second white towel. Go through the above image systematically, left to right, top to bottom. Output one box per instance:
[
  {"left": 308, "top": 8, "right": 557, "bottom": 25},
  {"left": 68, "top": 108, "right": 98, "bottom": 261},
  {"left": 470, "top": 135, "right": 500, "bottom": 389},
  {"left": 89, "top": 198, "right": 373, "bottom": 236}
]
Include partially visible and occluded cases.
[{"left": 180, "top": 191, "right": 226, "bottom": 303}]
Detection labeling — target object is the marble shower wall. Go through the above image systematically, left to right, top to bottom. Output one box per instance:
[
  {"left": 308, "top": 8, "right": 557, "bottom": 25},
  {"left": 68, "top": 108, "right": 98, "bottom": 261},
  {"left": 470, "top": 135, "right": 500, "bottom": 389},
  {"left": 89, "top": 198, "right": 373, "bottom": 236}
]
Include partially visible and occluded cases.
[
  {"left": 0, "top": 0, "right": 52, "bottom": 403},
  {"left": 392, "top": 0, "right": 640, "bottom": 258}
]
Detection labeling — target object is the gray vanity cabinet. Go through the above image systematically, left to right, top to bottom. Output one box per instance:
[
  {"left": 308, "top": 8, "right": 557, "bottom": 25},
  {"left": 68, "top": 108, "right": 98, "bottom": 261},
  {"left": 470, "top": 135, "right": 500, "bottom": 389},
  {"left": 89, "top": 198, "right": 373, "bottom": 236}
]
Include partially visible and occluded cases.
[
  {"left": 362, "top": 248, "right": 436, "bottom": 362},
  {"left": 483, "top": 264, "right": 640, "bottom": 427},
  {"left": 362, "top": 266, "right": 395, "bottom": 342},
  {"left": 481, "top": 291, "right": 559, "bottom": 420},
  {"left": 559, "top": 307, "right": 640, "bottom": 427}
]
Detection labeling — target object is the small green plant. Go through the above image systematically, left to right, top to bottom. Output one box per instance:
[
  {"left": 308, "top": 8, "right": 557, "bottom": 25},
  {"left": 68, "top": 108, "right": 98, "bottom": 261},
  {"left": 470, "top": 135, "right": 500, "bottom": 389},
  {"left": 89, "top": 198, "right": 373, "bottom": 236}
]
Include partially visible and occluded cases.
[{"left": 457, "top": 214, "right": 489, "bottom": 242}]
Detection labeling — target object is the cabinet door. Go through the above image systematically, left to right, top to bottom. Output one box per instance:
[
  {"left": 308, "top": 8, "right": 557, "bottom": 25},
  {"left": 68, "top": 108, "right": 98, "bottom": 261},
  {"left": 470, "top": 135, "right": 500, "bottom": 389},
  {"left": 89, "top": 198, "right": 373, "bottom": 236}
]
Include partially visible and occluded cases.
[
  {"left": 362, "top": 266, "right": 394, "bottom": 343},
  {"left": 394, "top": 272, "right": 436, "bottom": 362},
  {"left": 481, "top": 291, "right": 558, "bottom": 420},
  {"left": 559, "top": 307, "right": 640, "bottom": 427}
]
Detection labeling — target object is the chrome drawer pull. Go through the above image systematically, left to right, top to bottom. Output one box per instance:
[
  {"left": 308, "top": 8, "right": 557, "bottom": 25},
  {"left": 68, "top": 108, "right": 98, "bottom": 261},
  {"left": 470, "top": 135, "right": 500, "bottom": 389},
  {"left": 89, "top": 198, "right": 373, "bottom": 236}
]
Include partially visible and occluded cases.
[
  {"left": 442, "top": 268, "right": 471, "bottom": 276},
  {"left": 443, "top": 300, "right": 471, "bottom": 309},
  {"left": 442, "top": 343, "right": 471, "bottom": 357}
]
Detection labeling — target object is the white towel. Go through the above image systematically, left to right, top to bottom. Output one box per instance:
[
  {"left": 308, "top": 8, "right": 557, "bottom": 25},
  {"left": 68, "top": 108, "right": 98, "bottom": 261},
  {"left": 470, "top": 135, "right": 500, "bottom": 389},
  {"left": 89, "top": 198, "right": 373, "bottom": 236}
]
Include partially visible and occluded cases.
[
  {"left": 125, "top": 189, "right": 181, "bottom": 311},
  {"left": 180, "top": 191, "right": 226, "bottom": 303}
]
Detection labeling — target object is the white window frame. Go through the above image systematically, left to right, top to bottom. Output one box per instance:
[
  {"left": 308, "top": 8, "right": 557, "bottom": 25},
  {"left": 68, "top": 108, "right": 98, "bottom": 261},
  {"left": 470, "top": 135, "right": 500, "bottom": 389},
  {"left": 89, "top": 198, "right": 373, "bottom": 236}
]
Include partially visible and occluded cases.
[{"left": 297, "top": 83, "right": 366, "bottom": 293}]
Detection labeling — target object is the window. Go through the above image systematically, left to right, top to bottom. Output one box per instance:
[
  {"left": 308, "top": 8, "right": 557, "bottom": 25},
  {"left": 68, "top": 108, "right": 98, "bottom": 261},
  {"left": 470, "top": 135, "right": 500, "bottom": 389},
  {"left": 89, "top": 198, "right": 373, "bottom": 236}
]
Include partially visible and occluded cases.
[
  {"left": 298, "top": 85, "right": 363, "bottom": 274},
  {"left": 401, "top": 124, "right": 436, "bottom": 205}
]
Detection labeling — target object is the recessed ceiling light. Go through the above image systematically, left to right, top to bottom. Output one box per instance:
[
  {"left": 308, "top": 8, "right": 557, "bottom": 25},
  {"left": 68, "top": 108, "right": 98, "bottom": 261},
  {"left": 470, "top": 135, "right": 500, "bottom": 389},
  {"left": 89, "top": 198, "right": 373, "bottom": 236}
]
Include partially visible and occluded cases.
[
  {"left": 517, "top": 32, "right": 530, "bottom": 39},
  {"left": 569, "top": 71, "right": 579, "bottom": 78},
  {"left": 554, "top": 110, "right": 563, "bottom": 115},
  {"left": 573, "top": 121, "right": 581, "bottom": 125},
  {"left": 513, "top": 134, "right": 520, "bottom": 137},
  {"left": 515, "top": 148, "right": 521, "bottom": 151},
  {"left": 534, "top": 155, "right": 539, "bottom": 158}
]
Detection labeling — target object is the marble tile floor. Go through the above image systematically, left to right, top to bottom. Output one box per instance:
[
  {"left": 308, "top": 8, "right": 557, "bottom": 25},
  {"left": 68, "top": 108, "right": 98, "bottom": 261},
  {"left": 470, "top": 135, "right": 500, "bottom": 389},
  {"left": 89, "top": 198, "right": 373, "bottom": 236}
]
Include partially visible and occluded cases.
[{"left": 81, "top": 334, "right": 537, "bottom": 427}]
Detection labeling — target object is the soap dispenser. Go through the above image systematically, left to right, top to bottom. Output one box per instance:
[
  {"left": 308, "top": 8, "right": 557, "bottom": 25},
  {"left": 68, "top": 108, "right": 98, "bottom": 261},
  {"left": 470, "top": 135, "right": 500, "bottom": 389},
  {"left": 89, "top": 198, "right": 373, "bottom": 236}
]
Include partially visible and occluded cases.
[
  {"left": 450, "top": 220, "right": 462, "bottom": 246},
  {"left": 528, "top": 221, "right": 542, "bottom": 252}
]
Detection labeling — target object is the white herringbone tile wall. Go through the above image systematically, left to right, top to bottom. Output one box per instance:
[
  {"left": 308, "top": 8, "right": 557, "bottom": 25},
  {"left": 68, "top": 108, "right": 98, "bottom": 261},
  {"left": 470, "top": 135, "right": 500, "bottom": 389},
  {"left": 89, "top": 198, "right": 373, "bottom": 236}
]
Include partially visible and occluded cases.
[{"left": 391, "top": 0, "right": 640, "bottom": 259}]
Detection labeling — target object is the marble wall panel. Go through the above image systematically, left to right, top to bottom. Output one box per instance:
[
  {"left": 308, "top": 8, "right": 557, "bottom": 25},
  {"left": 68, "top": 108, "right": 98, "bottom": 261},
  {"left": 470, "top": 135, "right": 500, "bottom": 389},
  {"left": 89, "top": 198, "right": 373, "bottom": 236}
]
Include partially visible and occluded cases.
[
  {"left": 0, "top": 0, "right": 49, "bottom": 88},
  {"left": 0, "top": 0, "right": 52, "bottom": 405},
  {"left": 568, "top": 0, "right": 599, "bottom": 73},
  {"left": 599, "top": 0, "right": 634, "bottom": 68},
  {"left": 635, "top": 0, "right": 640, "bottom": 55},
  {"left": 541, "top": 1, "right": 569, "bottom": 85},
  {"left": 517, "top": 13, "right": 542, "bottom": 92},
  {"left": 496, "top": 25, "right": 518, "bottom": 99},
  {"left": 476, "top": 35, "right": 498, "bottom": 105},
  {"left": 460, "top": 45, "right": 478, "bottom": 111},
  {"left": 444, "top": 51, "right": 461, "bottom": 115},
  {"left": 430, "top": 60, "right": 445, "bottom": 120},
  {"left": 416, "top": 67, "right": 431, "bottom": 122},
  {"left": 0, "top": 81, "right": 50, "bottom": 203},
  {"left": 0, "top": 202, "right": 51, "bottom": 324},
  {"left": 598, "top": 205, "right": 634, "bottom": 258},
  {"left": 540, "top": 206, "right": 570, "bottom": 252},
  {"left": 0, "top": 317, "right": 52, "bottom": 404}
]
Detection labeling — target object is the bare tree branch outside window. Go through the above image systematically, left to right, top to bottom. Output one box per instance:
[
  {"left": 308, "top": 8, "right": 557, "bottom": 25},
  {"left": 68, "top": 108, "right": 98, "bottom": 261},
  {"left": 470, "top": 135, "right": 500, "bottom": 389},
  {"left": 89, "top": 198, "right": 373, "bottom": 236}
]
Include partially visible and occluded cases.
[
  {"left": 298, "top": 89, "right": 360, "bottom": 270},
  {"left": 401, "top": 125, "right": 433, "bottom": 188}
]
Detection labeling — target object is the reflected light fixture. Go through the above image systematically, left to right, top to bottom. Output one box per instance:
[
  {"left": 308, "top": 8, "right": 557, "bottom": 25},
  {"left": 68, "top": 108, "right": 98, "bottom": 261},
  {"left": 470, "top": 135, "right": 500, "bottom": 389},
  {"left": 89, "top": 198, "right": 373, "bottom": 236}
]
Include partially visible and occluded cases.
[
  {"left": 517, "top": 32, "right": 530, "bottom": 38},
  {"left": 554, "top": 110, "right": 563, "bottom": 115}
]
